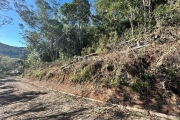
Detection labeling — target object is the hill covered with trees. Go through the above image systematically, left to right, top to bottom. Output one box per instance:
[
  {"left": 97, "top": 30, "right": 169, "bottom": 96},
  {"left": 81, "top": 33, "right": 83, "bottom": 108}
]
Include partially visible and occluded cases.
[{"left": 0, "top": 42, "right": 28, "bottom": 59}]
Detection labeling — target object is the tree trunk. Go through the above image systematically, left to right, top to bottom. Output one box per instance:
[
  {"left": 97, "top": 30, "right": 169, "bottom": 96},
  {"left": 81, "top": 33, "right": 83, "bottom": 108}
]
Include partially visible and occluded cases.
[
  {"left": 143, "top": 0, "right": 147, "bottom": 32},
  {"left": 148, "top": 0, "right": 151, "bottom": 29},
  {"left": 129, "top": 7, "right": 134, "bottom": 37},
  {"left": 129, "top": 18, "right": 134, "bottom": 37},
  {"left": 78, "top": 21, "right": 82, "bottom": 50},
  {"left": 50, "top": 37, "right": 54, "bottom": 50}
]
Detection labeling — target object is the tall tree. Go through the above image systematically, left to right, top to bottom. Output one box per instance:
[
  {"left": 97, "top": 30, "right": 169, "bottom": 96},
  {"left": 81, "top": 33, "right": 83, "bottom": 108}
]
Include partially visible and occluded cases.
[
  {"left": 14, "top": 0, "right": 63, "bottom": 62},
  {"left": 14, "top": 0, "right": 40, "bottom": 30},
  {"left": 60, "top": 0, "right": 91, "bottom": 55},
  {"left": 60, "top": 0, "right": 90, "bottom": 27}
]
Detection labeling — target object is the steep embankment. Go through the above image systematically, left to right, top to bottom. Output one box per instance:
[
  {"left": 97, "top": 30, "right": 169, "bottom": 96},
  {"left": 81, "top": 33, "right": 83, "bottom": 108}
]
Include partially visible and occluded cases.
[{"left": 25, "top": 25, "right": 180, "bottom": 116}]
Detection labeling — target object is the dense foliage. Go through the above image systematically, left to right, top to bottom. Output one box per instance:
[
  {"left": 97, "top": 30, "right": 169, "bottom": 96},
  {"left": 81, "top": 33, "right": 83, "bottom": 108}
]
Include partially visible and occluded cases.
[
  {"left": 12, "top": 0, "right": 180, "bottom": 63},
  {"left": 0, "top": 55, "right": 23, "bottom": 78}
]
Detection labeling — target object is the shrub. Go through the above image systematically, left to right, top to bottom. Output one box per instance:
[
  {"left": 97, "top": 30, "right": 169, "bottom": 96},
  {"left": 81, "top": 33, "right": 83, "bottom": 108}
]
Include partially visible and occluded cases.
[
  {"left": 154, "top": 3, "right": 180, "bottom": 26},
  {"left": 81, "top": 47, "right": 96, "bottom": 55},
  {"left": 70, "top": 66, "right": 92, "bottom": 83},
  {"left": 80, "top": 66, "right": 91, "bottom": 82},
  {"left": 31, "top": 70, "right": 46, "bottom": 80},
  {"left": 143, "top": 72, "right": 155, "bottom": 80},
  {"left": 70, "top": 74, "right": 79, "bottom": 83},
  {"left": 110, "top": 77, "right": 119, "bottom": 87},
  {"left": 131, "top": 79, "right": 150, "bottom": 93}
]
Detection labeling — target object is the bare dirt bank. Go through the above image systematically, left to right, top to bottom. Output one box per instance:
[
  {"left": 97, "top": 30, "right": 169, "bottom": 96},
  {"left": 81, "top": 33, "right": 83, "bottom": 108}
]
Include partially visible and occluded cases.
[{"left": 20, "top": 77, "right": 179, "bottom": 120}]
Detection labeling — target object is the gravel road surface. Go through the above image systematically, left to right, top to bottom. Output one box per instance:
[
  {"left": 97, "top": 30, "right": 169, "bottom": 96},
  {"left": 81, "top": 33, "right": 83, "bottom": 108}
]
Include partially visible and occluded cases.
[{"left": 0, "top": 77, "right": 174, "bottom": 120}]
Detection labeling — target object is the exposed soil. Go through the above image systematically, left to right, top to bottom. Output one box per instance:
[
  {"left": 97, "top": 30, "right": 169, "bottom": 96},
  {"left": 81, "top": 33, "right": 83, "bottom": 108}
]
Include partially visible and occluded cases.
[
  {"left": 22, "top": 25, "right": 180, "bottom": 119},
  {"left": 25, "top": 38, "right": 180, "bottom": 116},
  {"left": 23, "top": 76, "right": 180, "bottom": 117},
  {"left": 0, "top": 77, "right": 178, "bottom": 120}
]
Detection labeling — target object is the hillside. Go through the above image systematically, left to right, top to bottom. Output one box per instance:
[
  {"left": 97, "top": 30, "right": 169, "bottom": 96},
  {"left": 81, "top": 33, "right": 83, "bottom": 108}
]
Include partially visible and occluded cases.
[
  {"left": 21, "top": 0, "right": 180, "bottom": 118},
  {"left": 25, "top": 25, "right": 180, "bottom": 116},
  {"left": 0, "top": 42, "right": 28, "bottom": 59}
]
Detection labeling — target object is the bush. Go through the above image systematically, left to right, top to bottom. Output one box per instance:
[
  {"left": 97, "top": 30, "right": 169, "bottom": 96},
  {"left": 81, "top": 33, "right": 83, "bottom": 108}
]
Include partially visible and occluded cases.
[
  {"left": 154, "top": 3, "right": 180, "bottom": 26},
  {"left": 81, "top": 47, "right": 96, "bottom": 55},
  {"left": 70, "top": 66, "right": 92, "bottom": 83},
  {"left": 80, "top": 66, "right": 91, "bottom": 82},
  {"left": 160, "top": 66, "right": 180, "bottom": 94},
  {"left": 143, "top": 72, "right": 155, "bottom": 80},
  {"left": 131, "top": 79, "right": 150, "bottom": 93}
]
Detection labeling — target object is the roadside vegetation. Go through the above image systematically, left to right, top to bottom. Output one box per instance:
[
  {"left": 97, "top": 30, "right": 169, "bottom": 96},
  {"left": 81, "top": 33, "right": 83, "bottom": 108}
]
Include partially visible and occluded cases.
[
  {"left": 1, "top": 0, "right": 180, "bottom": 116},
  {"left": 12, "top": 0, "right": 179, "bottom": 63},
  {"left": 0, "top": 55, "right": 23, "bottom": 78}
]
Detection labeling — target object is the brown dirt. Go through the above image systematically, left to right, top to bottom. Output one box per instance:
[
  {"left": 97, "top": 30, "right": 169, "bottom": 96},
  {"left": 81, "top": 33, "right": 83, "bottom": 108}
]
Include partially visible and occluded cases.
[
  {"left": 23, "top": 26, "right": 180, "bottom": 119},
  {"left": 25, "top": 39, "right": 180, "bottom": 116},
  {"left": 25, "top": 76, "right": 180, "bottom": 115}
]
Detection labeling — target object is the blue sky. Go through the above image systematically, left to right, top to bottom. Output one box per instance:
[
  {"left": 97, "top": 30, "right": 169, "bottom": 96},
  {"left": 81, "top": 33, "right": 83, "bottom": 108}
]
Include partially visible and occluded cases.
[{"left": 0, "top": 0, "right": 94, "bottom": 47}]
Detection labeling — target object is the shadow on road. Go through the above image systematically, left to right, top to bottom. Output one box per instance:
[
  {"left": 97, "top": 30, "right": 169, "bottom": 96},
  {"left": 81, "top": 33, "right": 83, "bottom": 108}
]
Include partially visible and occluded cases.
[
  {"left": 0, "top": 78, "right": 127, "bottom": 120},
  {"left": 0, "top": 78, "right": 49, "bottom": 119},
  {"left": 0, "top": 79, "right": 47, "bottom": 106},
  {"left": 0, "top": 79, "right": 19, "bottom": 87},
  {"left": 0, "top": 79, "right": 20, "bottom": 83},
  {"left": 0, "top": 85, "right": 15, "bottom": 89},
  {"left": 0, "top": 91, "right": 47, "bottom": 106},
  {"left": 2, "top": 103, "right": 47, "bottom": 120},
  {"left": 25, "top": 107, "right": 90, "bottom": 120}
]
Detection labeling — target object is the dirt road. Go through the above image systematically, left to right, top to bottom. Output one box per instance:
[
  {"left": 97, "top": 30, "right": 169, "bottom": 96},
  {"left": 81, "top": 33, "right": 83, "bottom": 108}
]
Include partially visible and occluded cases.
[{"left": 0, "top": 77, "right": 176, "bottom": 120}]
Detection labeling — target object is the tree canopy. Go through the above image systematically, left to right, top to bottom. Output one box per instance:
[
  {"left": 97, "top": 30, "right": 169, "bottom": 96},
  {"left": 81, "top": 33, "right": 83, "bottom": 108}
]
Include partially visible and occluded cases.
[{"left": 13, "top": 0, "right": 180, "bottom": 63}]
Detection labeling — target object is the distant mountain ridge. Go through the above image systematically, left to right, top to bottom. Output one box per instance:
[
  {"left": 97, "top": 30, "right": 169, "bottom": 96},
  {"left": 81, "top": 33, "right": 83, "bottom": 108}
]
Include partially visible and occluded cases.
[{"left": 0, "top": 42, "right": 28, "bottom": 59}]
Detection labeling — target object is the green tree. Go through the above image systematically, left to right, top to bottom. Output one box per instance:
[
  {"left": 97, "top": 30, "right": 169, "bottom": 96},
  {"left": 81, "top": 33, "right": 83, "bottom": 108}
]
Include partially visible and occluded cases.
[
  {"left": 14, "top": 0, "right": 63, "bottom": 62},
  {"left": 60, "top": 0, "right": 91, "bottom": 55},
  {"left": 60, "top": 0, "right": 90, "bottom": 26}
]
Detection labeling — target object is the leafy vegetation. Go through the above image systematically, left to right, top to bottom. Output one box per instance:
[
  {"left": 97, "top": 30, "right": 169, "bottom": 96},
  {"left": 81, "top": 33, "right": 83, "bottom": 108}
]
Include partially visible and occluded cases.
[
  {"left": 6, "top": 0, "right": 180, "bottom": 115},
  {"left": 10, "top": 0, "right": 179, "bottom": 92},
  {"left": 11, "top": 0, "right": 179, "bottom": 63},
  {"left": 1, "top": 1, "right": 180, "bottom": 115},
  {"left": 0, "top": 55, "right": 23, "bottom": 78},
  {"left": 71, "top": 66, "right": 92, "bottom": 84},
  {"left": 131, "top": 79, "right": 150, "bottom": 93}
]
